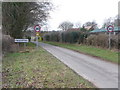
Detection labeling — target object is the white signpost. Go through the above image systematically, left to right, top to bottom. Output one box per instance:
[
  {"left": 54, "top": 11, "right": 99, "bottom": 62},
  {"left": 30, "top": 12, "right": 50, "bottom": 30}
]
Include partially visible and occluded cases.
[
  {"left": 34, "top": 25, "right": 41, "bottom": 48},
  {"left": 107, "top": 25, "right": 114, "bottom": 50},
  {"left": 15, "top": 39, "right": 29, "bottom": 43},
  {"left": 15, "top": 39, "right": 29, "bottom": 50}
]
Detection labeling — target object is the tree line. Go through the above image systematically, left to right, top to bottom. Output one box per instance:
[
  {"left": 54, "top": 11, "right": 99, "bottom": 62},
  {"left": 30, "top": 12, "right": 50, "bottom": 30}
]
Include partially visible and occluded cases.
[{"left": 58, "top": 15, "right": 119, "bottom": 31}]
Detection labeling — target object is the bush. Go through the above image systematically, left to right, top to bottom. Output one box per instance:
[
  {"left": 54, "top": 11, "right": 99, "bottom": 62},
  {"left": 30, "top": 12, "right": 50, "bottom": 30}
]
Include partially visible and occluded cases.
[
  {"left": 43, "top": 30, "right": 84, "bottom": 43},
  {"left": 43, "top": 30, "right": 88, "bottom": 44},
  {"left": 59, "top": 30, "right": 80, "bottom": 43},
  {"left": 43, "top": 31, "right": 119, "bottom": 50},
  {"left": 43, "top": 31, "right": 61, "bottom": 42},
  {"left": 50, "top": 31, "right": 60, "bottom": 42},
  {"left": 43, "top": 33, "right": 51, "bottom": 41},
  {"left": 78, "top": 33, "right": 88, "bottom": 44},
  {"left": 85, "top": 34, "right": 118, "bottom": 49},
  {"left": 2, "top": 35, "right": 19, "bottom": 54},
  {"left": 111, "top": 35, "right": 119, "bottom": 49},
  {"left": 26, "top": 36, "right": 31, "bottom": 41}
]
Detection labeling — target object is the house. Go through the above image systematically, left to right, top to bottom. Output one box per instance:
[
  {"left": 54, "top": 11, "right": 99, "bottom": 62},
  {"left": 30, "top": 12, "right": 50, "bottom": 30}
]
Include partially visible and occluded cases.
[
  {"left": 85, "top": 26, "right": 92, "bottom": 30},
  {"left": 67, "top": 28, "right": 80, "bottom": 31}
]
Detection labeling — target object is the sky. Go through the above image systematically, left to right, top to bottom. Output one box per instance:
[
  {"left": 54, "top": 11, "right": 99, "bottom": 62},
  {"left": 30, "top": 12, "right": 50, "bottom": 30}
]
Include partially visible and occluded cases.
[{"left": 41, "top": 0, "right": 119, "bottom": 31}]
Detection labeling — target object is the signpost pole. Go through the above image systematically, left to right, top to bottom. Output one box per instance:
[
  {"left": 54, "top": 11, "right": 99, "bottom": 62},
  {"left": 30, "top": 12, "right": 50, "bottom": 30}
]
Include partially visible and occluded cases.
[
  {"left": 34, "top": 25, "right": 41, "bottom": 49},
  {"left": 107, "top": 25, "right": 114, "bottom": 50},
  {"left": 108, "top": 32, "right": 111, "bottom": 50},
  {"left": 36, "top": 36, "right": 38, "bottom": 48},
  {"left": 18, "top": 43, "right": 20, "bottom": 51},
  {"left": 24, "top": 43, "right": 26, "bottom": 49}
]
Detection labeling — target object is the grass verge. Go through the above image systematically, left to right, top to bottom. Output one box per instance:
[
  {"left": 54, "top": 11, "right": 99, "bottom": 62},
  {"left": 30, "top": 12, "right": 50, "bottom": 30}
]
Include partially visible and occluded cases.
[
  {"left": 43, "top": 41, "right": 119, "bottom": 64},
  {"left": 2, "top": 43, "right": 95, "bottom": 88}
]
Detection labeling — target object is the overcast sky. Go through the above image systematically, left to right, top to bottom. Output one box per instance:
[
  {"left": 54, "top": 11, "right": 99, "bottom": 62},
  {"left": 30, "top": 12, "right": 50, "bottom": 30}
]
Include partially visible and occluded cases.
[{"left": 42, "top": 0, "right": 119, "bottom": 31}]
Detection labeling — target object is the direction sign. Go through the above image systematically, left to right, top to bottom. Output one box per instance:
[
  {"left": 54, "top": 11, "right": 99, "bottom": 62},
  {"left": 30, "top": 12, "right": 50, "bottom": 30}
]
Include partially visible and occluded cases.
[
  {"left": 34, "top": 25, "right": 41, "bottom": 32},
  {"left": 107, "top": 25, "right": 114, "bottom": 32},
  {"left": 15, "top": 39, "right": 29, "bottom": 43}
]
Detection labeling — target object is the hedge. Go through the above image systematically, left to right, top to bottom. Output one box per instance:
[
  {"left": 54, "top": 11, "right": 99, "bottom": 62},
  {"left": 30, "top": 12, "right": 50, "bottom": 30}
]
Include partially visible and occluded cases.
[
  {"left": 43, "top": 30, "right": 87, "bottom": 44},
  {"left": 43, "top": 31, "right": 119, "bottom": 49},
  {"left": 85, "top": 34, "right": 119, "bottom": 49}
]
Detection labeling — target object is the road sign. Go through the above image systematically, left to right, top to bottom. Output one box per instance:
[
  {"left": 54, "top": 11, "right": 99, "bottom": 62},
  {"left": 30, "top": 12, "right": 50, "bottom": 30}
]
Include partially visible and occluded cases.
[
  {"left": 34, "top": 25, "right": 41, "bottom": 32},
  {"left": 107, "top": 25, "right": 114, "bottom": 32},
  {"left": 36, "top": 32, "right": 40, "bottom": 36},
  {"left": 15, "top": 39, "right": 29, "bottom": 43}
]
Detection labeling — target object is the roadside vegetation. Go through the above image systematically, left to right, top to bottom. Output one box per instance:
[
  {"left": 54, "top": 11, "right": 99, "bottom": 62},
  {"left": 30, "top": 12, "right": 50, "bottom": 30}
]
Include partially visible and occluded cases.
[
  {"left": 43, "top": 28, "right": 119, "bottom": 64},
  {"left": 43, "top": 30, "right": 119, "bottom": 50},
  {"left": 43, "top": 41, "right": 119, "bottom": 64},
  {"left": 2, "top": 43, "right": 95, "bottom": 88}
]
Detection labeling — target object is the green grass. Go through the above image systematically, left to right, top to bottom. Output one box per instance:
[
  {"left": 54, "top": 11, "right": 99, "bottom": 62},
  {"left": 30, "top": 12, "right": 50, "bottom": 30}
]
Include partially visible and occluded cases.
[
  {"left": 43, "top": 41, "right": 119, "bottom": 64},
  {"left": 19, "top": 42, "right": 36, "bottom": 47},
  {"left": 26, "top": 42, "right": 36, "bottom": 47},
  {"left": 2, "top": 43, "right": 95, "bottom": 88}
]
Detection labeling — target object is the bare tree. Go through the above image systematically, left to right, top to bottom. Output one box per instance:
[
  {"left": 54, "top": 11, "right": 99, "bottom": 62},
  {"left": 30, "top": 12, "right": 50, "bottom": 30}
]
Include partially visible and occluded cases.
[
  {"left": 2, "top": 2, "right": 53, "bottom": 38},
  {"left": 113, "top": 15, "right": 120, "bottom": 26},
  {"left": 102, "top": 17, "right": 114, "bottom": 28},
  {"left": 58, "top": 21, "right": 73, "bottom": 31},
  {"left": 84, "top": 21, "right": 98, "bottom": 30},
  {"left": 74, "top": 22, "right": 81, "bottom": 28},
  {"left": 84, "top": 22, "right": 92, "bottom": 26}
]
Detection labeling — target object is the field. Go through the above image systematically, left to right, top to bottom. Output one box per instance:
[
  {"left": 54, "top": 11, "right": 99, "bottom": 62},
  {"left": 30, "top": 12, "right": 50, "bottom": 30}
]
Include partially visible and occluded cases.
[{"left": 2, "top": 43, "right": 95, "bottom": 88}]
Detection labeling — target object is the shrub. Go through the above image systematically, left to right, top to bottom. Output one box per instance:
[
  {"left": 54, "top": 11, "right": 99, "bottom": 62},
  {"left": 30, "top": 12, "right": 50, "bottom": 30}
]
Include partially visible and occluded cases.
[
  {"left": 43, "top": 30, "right": 88, "bottom": 44},
  {"left": 60, "top": 30, "right": 80, "bottom": 43},
  {"left": 43, "top": 31, "right": 119, "bottom": 50},
  {"left": 43, "top": 31, "right": 60, "bottom": 42},
  {"left": 50, "top": 31, "right": 60, "bottom": 42},
  {"left": 43, "top": 33, "right": 50, "bottom": 41},
  {"left": 78, "top": 33, "right": 88, "bottom": 44},
  {"left": 85, "top": 34, "right": 118, "bottom": 49},
  {"left": 2, "top": 35, "right": 19, "bottom": 54},
  {"left": 111, "top": 35, "right": 119, "bottom": 49},
  {"left": 26, "top": 36, "right": 31, "bottom": 41}
]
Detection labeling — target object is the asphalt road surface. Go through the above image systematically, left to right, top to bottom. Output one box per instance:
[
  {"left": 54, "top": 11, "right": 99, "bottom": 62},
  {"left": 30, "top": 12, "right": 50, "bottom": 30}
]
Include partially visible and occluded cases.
[{"left": 36, "top": 42, "right": 119, "bottom": 88}]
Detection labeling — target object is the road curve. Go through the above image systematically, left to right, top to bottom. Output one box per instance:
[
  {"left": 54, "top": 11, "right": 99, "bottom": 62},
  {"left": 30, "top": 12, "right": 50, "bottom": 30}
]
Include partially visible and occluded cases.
[{"left": 37, "top": 42, "right": 118, "bottom": 88}]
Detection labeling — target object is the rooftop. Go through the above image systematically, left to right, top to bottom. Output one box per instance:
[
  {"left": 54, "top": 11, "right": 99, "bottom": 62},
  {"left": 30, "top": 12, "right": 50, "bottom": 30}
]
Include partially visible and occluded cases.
[{"left": 90, "top": 26, "right": 120, "bottom": 33}]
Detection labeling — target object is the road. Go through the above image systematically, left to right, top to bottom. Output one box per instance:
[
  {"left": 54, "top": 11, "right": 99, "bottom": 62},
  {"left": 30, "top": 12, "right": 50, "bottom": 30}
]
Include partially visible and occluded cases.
[{"left": 36, "top": 42, "right": 119, "bottom": 88}]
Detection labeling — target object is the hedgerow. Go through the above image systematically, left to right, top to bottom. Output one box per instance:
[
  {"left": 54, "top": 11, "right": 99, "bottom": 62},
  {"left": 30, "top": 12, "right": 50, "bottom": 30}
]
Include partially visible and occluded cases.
[{"left": 43, "top": 31, "right": 119, "bottom": 49}]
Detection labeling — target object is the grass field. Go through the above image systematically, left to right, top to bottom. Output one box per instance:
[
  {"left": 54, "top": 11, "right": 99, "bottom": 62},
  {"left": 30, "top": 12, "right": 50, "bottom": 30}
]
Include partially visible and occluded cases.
[
  {"left": 43, "top": 41, "right": 119, "bottom": 64},
  {"left": 2, "top": 43, "right": 95, "bottom": 88}
]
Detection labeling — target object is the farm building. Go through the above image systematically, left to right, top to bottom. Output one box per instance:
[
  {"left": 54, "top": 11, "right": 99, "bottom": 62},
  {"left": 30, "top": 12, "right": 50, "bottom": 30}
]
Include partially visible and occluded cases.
[{"left": 90, "top": 26, "right": 120, "bottom": 35}]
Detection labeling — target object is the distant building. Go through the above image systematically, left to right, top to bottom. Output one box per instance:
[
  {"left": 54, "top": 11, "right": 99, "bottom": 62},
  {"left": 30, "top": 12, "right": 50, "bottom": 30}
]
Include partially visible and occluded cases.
[
  {"left": 85, "top": 26, "right": 92, "bottom": 30},
  {"left": 90, "top": 26, "right": 120, "bottom": 35},
  {"left": 67, "top": 28, "right": 80, "bottom": 31}
]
